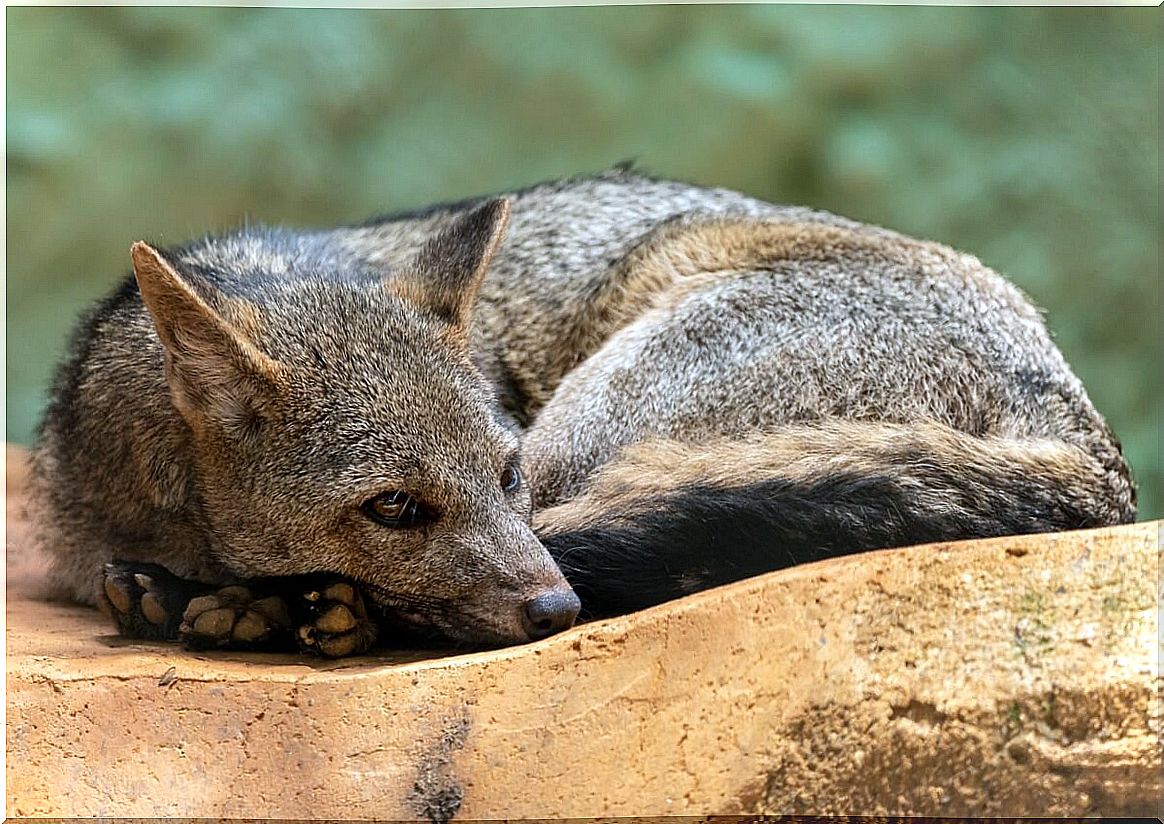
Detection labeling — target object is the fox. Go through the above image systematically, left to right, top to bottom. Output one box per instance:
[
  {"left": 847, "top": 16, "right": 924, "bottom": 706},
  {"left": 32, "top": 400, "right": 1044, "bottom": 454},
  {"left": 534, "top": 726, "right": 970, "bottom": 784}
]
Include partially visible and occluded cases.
[{"left": 29, "top": 167, "right": 1136, "bottom": 657}]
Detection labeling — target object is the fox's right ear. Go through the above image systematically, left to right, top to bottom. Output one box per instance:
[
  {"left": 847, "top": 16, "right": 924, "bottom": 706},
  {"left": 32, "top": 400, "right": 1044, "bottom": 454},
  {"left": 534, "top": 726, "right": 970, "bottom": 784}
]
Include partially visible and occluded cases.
[
  {"left": 391, "top": 197, "right": 511, "bottom": 331},
  {"left": 131, "top": 242, "right": 284, "bottom": 437}
]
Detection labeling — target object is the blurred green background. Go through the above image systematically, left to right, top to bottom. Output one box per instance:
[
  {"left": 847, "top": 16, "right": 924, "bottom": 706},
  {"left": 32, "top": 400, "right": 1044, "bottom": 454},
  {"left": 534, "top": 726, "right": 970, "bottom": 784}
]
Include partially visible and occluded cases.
[{"left": 6, "top": 6, "right": 1159, "bottom": 518}]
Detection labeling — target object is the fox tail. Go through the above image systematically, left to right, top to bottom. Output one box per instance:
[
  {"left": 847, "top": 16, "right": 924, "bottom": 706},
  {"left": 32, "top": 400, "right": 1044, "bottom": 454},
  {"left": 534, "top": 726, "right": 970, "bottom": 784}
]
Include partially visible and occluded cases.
[{"left": 533, "top": 420, "right": 1135, "bottom": 617}]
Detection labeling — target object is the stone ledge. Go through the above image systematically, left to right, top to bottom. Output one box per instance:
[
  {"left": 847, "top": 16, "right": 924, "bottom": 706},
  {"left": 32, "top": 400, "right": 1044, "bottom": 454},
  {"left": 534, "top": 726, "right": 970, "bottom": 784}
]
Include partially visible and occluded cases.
[{"left": 5, "top": 446, "right": 1159, "bottom": 818}]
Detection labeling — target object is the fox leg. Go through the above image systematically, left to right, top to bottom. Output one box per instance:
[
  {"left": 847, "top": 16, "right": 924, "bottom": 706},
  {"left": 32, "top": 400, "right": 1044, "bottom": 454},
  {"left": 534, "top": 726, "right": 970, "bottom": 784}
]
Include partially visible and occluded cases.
[{"left": 99, "top": 561, "right": 378, "bottom": 657}]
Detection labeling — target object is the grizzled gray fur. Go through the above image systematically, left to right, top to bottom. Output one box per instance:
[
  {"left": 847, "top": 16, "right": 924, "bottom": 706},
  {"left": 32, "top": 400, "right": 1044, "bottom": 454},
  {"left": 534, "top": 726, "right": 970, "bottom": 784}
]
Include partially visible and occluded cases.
[{"left": 31, "top": 168, "right": 1135, "bottom": 655}]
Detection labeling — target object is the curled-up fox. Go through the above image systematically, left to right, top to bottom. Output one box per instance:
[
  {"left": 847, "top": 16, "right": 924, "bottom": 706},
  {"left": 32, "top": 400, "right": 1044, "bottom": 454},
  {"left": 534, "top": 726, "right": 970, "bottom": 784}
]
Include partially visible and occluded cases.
[{"left": 30, "top": 168, "right": 1136, "bottom": 656}]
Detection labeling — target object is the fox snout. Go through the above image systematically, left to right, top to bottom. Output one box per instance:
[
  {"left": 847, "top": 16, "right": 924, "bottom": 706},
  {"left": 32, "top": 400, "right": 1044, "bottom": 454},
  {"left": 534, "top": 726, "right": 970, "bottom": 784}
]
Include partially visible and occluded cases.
[
  {"left": 366, "top": 521, "right": 582, "bottom": 646},
  {"left": 498, "top": 529, "right": 581, "bottom": 642},
  {"left": 474, "top": 570, "right": 581, "bottom": 645},
  {"left": 413, "top": 579, "right": 580, "bottom": 646},
  {"left": 468, "top": 582, "right": 579, "bottom": 645},
  {"left": 521, "top": 586, "right": 581, "bottom": 640}
]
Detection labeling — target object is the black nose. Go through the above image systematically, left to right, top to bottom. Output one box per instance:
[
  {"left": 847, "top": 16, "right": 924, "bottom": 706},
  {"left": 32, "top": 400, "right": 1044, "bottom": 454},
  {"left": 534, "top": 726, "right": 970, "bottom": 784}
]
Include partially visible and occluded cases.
[{"left": 521, "top": 588, "right": 581, "bottom": 640}]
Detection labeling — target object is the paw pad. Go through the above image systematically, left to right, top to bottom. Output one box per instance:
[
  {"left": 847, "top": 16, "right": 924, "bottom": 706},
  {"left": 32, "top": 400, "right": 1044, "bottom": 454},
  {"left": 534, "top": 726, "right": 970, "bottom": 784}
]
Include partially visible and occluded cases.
[
  {"left": 296, "top": 581, "right": 377, "bottom": 658},
  {"left": 180, "top": 588, "right": 292, "bottom": 649}
]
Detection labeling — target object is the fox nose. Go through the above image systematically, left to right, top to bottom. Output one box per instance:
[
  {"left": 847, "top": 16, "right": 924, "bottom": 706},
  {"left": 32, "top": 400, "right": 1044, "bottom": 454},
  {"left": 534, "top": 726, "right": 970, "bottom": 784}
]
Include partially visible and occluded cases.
[{"left": 521, "top": 588, "right": 581, "bottom": 640}]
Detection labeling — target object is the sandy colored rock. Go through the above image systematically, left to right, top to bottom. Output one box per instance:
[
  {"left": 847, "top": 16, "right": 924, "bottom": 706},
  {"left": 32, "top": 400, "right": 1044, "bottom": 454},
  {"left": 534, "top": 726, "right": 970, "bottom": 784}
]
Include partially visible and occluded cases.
[{"left": 5, "top": 445, "right": 1159, "bottom": 818}]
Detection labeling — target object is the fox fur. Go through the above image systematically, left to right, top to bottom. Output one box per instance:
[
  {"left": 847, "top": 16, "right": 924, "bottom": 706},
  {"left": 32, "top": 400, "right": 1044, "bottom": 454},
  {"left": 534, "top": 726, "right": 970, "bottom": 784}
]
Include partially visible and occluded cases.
[{"left": 31, "top": 167, "right": 1136, "bottom": 649}]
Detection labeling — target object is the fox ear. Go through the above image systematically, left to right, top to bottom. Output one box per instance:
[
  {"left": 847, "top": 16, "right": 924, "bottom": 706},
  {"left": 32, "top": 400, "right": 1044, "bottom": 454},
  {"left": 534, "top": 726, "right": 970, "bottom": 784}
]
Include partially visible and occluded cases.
[
  {"left": 392, "top": 197, "right": 511, "bottom": 329},
  {"left": 131, "top": 241, "right": 283, "bottom": 437}
]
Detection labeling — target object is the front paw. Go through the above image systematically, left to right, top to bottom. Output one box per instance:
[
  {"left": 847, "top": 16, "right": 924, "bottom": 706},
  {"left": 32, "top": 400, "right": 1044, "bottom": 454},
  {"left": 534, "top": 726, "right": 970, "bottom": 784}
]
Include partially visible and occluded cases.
[
  {"left": 100, "top": 560, "right": 207, "bottom": 641},
  {"left": 296, "top": 581, "right": 378, "bottom": 658},
  {"left": 179, "top": 586, "right": 294, "bottom": 650}
]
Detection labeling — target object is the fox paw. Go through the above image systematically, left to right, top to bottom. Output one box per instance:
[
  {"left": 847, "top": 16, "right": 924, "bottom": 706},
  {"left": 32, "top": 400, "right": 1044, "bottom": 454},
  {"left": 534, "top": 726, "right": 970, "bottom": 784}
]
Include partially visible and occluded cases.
[
  {"left": 100, "top": 560, "right": 208, "bottom": 641},
  {"left": 296, "top": 581, "right": 378, "bottom": 658},
  {"left": 180, "top": 586, "right": 294, "bottom": 650}
]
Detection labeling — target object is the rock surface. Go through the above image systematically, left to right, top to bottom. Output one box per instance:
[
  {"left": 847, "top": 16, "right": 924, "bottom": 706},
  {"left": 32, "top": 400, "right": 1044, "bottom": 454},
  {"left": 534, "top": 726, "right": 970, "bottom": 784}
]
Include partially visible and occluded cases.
[{"left": 5, "top": 446, "right": 1159, "bottom": 818}]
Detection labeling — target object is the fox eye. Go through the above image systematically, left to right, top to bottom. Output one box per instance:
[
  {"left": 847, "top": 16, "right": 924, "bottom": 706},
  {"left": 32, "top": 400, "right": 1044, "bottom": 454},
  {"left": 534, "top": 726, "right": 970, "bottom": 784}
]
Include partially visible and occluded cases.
[
  {"left": 501, "top": 463, "right": 522, "bottom": 494},
  {"left": 362, "top": 491, "right": 433, "bottom": 528}
]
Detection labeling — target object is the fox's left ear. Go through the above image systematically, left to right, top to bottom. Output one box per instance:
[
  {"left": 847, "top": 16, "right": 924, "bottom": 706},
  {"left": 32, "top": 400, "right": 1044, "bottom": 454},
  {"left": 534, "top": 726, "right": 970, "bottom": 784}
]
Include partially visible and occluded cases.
[{"left": 392, "top": 197, "right": 511, "bottom": 330}]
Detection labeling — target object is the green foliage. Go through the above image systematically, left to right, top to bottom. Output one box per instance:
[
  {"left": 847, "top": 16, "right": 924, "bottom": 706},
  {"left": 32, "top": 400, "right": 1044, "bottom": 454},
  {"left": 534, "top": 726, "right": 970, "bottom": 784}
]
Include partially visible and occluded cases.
[{"left": 6, "top": 6, "right": 1158, "bottom": 517}]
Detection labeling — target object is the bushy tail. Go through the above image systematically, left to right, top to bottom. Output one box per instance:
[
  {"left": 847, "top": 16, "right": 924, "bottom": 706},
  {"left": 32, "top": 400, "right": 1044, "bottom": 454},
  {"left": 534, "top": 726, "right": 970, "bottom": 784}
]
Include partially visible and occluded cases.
[{"left": 533, "top": 420, "right": 1135, "bottom": 617}]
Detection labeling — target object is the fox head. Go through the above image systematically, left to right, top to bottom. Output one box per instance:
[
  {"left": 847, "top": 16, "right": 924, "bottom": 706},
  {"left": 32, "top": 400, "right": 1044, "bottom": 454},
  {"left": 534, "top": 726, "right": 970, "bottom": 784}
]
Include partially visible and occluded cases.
[{"left": 130, "top": 199, "right": 579, "bottom": 645}]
